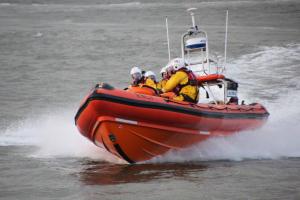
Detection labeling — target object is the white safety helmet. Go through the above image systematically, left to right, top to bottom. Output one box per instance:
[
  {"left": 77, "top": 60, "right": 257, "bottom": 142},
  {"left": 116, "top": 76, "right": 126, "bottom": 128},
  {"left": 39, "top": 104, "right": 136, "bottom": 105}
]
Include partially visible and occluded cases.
[
  {"left": 170, "top": 57, "right": 185, "bottom": 71},
  {"left": 165, "top": 61, "right": 174, "bottom": 75},
  {"left": 130, "top": 66, "right": 142, "bottom": 75},
  {"left": 160, "top": 66, "right": 168, "bottom": 78},
  {"left": 160, "top": 67, "right": 166, "bottom": 74},
  {"left": 145, "top": 71, "right": 156, "bottom": 81}
]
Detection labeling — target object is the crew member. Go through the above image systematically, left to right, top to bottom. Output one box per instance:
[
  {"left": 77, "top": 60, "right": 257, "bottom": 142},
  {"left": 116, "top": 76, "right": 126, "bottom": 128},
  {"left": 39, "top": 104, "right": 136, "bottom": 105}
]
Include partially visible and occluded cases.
[
  {"left": 162, "top": 58, "right": 199, "bottom": 103},
  {"left": 130, "top": 66, "right": 144, "bottom": 87},
  {"left": 157, "top": 67, "right": 168, "bottom": 90},
  {"left": 144, "top": 71, "right": 157, "bottom": 89}
]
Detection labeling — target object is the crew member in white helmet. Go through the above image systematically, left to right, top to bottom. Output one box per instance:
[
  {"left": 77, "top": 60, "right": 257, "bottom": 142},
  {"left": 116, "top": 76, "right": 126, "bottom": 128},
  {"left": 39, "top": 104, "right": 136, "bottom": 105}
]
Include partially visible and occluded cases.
[
  {"left": 162, "top": 58, "right": 199, "bottom": 103},
  {"left": 130, "top": 66, "right": 144, "bottom": 87},
  {"left": 157, "top": 67, "right": 168, "bottom": 90},
  {"left": 144, "top": 70, "right": 157, "bottom": 89}
]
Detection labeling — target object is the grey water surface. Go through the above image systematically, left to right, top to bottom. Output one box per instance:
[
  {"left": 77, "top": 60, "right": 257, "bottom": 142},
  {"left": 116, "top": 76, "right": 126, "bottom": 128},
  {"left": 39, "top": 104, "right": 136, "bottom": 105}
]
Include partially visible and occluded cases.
[{"left": 1, "top": 0, "right": 300, "bottom": 199}]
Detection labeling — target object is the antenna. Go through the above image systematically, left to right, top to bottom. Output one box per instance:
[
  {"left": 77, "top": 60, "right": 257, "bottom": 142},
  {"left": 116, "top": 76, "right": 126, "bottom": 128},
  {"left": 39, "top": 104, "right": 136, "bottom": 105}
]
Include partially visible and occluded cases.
[
  {"left": 187, "top": 8, "right": 197, "bottom": 28},
  {"left": 224, "top": 10, "right": 229, "bottom": 72},
  {"left": 165, "top": 16, "right": 171, "bottom": 61}
]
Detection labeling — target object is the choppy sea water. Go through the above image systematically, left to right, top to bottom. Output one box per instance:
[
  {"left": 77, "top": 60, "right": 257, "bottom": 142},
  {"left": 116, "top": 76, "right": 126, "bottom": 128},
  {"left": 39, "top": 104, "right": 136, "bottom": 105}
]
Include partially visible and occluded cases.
[{"left": 0, "top": 0, "right": 300, "bottom": 199}]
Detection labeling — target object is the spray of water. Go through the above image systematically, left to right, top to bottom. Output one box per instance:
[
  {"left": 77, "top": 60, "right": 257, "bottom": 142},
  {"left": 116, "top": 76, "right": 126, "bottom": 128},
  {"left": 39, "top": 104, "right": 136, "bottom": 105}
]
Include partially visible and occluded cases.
[
  {"left": 148, "top": 44, "right": 300, "bottom": 163},
  {"left": 148, "top": 91, "right": 300, "bottom": 163},
  {"left": 0, "top": 110, "right": 124, "bottom": 163}
]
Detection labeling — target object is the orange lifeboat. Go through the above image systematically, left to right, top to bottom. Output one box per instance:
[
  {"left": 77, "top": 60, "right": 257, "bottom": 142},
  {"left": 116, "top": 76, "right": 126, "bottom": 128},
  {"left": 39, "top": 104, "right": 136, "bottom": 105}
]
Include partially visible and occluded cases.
[{"left": 75, "top": 83, "right": 269, "bottom": 163}]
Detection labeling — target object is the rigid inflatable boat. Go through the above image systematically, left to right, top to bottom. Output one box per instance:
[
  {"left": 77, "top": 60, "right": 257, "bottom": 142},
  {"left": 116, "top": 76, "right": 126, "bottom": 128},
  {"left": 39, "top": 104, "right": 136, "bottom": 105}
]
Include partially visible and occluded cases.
[
  {"left": 75, "top": 9, "right": 269, "bottom": 163},
  {"left": 75, "top": 83, "right": 268, "bottom": 163}
]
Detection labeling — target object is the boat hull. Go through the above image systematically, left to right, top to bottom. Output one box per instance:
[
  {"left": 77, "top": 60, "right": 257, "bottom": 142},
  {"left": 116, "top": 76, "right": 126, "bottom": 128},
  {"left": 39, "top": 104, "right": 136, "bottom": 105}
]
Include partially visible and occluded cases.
[
  {"left": 75, "top": 84, "right": 269, "bottom": 163},
  {"left": 92, "top": 116, "right": 208, "bottom": 163}
]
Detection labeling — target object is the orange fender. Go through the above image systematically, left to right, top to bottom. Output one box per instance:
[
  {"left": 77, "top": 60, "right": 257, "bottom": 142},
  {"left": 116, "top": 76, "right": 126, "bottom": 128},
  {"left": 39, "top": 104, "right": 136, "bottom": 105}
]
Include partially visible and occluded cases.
[{"left": 197, "top": 74, "right": 225, "bottom": 84}]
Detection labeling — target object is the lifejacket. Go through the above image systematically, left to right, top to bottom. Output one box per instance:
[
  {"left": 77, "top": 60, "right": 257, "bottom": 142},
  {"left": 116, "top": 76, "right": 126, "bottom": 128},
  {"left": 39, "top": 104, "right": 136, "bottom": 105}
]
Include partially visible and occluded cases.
[
  {"left": 173, "top": 68, "right": 199, "bottom": 103},
  {"left": 133, "top": 78, "right": 159, "bottom": 96},
  {"left": 144, "top": 78, "right": 157, "bottom": 89},
  {"left": 157, "top": 79, "right": 167, "bottom": 90}
]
